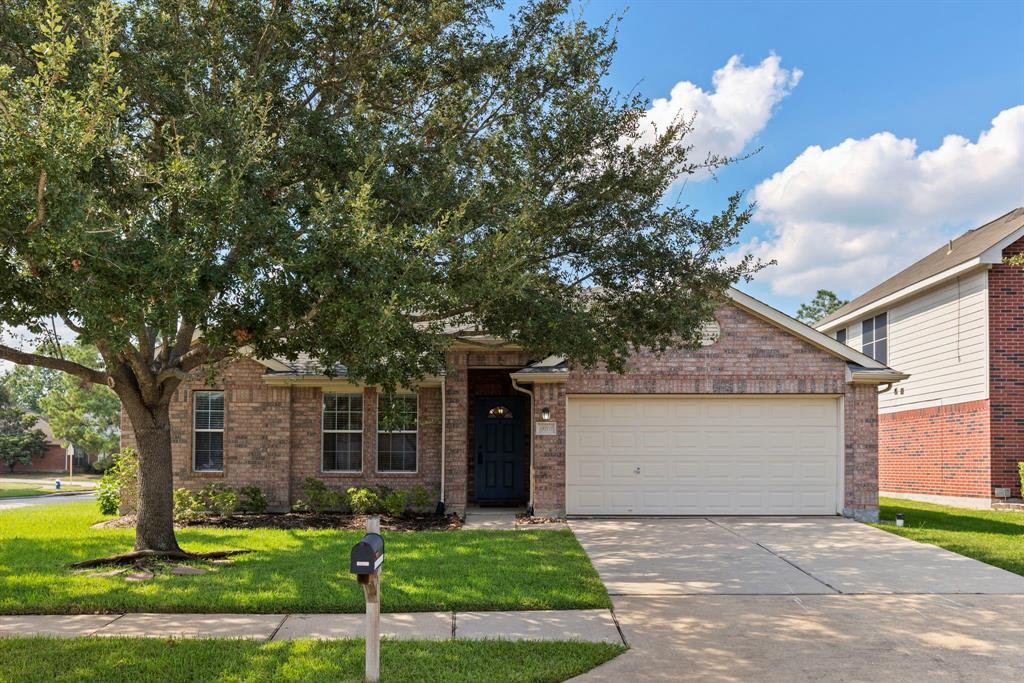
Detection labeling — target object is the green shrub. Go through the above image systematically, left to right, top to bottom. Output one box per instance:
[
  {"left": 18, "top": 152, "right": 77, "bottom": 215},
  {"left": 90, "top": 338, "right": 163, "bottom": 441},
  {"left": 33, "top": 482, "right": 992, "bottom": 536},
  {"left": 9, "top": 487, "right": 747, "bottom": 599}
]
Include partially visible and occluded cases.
[
  {"left": 96, "top": 448, "right": 138, "bottom": 516},
  {"left": 90, "top": 454, "right": 116, "bottom": 473},
  {"left": 1019, "top": 462, "right": 1024, "bottom": 496},
  {"left": 302, "top": 478, "right": 349, "bottom": 513},
  {"left": 197, "top": 483, "right": 238, "bottom": 517},
  {"left": 410, "top": 484, "right": 433, "bottom": 512},
  {"left": 238, "top": 485, "right": 268, "bottom": 514},
  {"left": 347, "top": 487, "right": 382, "bottom": 515},
  {"left": 173, "top": 488, "right": 204, "bottom": 521},
  {"left": 381, "top": 488, "right": 409, "bottom": 517}
]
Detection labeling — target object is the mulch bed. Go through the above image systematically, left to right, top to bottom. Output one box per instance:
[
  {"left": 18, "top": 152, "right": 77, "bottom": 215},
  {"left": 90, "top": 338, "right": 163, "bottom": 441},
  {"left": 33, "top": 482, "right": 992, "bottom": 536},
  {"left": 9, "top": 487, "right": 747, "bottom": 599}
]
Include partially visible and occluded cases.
[
  {"left": 93, "top": 512, "right": 462, "bottom": 531},
  {"left": 515, "top": 513, "right": 567, "bottom": 525}
]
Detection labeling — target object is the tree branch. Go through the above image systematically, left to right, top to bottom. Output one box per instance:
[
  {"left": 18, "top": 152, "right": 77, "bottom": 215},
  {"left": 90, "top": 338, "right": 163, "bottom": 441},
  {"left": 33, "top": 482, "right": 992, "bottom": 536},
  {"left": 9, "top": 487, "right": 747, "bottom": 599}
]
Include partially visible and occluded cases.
[
  {"left": 25, "top": 169, "right": 47, "bottom": 233},
  {"left": 0, "top": 344, "right": 107, "bottom": 385}
]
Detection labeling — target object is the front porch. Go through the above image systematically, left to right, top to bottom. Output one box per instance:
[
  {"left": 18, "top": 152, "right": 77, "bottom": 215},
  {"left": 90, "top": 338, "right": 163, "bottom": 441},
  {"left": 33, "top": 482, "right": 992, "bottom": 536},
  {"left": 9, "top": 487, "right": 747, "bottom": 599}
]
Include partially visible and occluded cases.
[{"left": 441, "top": 349, "right": 567, "bottom": 516}]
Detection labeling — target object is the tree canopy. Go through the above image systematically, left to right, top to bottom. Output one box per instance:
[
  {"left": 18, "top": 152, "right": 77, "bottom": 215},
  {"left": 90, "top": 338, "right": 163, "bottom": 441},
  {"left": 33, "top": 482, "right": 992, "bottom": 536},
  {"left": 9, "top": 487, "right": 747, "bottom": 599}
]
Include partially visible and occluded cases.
[
  {"left": 0, "top": 0, "right": 763, "bottom": 553},
  {"left": 796, "top": 289, "right": 848, "bottom": 326},
  {"left": 0, "top": 384, "right": 49, "bottom": 472}
]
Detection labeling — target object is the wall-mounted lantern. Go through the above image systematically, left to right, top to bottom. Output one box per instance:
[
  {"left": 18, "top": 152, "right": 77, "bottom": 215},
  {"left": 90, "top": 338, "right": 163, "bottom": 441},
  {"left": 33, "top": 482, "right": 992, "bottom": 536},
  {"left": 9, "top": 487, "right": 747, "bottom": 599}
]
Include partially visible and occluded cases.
[{"left": 540, "top": 406, "right": 551, "bottom": 421}]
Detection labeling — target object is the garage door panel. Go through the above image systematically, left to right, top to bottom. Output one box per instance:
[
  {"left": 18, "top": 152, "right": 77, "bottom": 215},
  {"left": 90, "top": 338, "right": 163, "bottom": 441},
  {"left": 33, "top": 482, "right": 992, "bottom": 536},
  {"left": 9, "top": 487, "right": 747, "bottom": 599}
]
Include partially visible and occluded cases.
[{"left": 566, "top": 396, "right": 840, "bottom": 516}]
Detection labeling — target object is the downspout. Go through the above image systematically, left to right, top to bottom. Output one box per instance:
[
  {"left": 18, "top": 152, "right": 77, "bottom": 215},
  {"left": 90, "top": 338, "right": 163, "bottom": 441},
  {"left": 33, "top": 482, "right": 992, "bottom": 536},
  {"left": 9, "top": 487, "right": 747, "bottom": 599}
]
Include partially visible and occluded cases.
[
  {"left": 439, "top": 377, "right": 446, "bottom": 507},
  {"left": 511, "top": 377, "right": 535, "bottom": 514}
]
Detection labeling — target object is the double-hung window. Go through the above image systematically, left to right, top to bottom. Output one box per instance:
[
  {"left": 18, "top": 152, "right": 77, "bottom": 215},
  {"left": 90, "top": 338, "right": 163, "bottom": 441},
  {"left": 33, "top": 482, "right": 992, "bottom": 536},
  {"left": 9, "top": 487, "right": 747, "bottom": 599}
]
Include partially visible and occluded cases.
[
  {"left": 861, "top": 313, "right": 888, "bottom": 364},
  {"left": 193, "top": 391, "right": 225, "bottom": 472},
  {"left": 323, "top": 394, "right": 363, "bottom": 472},
  {"left": 377, "top": 394, "right": 418, "bottom": 473}
]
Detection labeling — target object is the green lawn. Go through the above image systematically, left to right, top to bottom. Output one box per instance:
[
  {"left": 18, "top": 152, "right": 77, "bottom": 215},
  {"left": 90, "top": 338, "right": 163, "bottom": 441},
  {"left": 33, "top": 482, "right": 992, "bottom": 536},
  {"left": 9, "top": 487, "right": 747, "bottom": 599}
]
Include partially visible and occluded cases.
[
  {"left": 0, "top": 483, "right": 94, "bottom": 498},
  {"left": 0, "top": 487, "right": 52, "bottom": 499},
  {"left": 877, "top": 497, "right": 1024, "bottom": 576},
  {"left": 0, "top": 501, "right": 610, "bottom": 614},
  {"left": 0, "top": 637, "right": 624, "bottom": 683}
]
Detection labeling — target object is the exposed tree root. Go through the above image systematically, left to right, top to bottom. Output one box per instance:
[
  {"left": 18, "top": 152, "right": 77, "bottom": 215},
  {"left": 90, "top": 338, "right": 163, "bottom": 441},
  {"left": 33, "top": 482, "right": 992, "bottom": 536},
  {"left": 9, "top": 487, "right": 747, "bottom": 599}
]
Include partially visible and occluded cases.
[{"left": 69, "top": 549, "right": 251, "bottom": 569}]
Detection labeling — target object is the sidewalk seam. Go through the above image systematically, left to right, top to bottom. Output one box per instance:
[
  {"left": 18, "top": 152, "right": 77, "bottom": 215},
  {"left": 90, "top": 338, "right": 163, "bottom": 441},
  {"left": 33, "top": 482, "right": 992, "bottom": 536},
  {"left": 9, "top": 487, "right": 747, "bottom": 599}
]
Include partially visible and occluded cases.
[
  {"left": 88, "top": 613, "right": 126, "bottom": 636},
  {"left": 268, "top": 614, "right": 289, "bottom": 641}
]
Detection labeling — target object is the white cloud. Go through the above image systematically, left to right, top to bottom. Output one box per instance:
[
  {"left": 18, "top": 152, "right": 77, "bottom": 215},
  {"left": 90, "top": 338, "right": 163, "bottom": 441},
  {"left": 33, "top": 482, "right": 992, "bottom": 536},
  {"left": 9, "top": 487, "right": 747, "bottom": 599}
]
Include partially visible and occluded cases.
[
  {"left": 637, "top": 55, "right": 802, "bottom": 174},
  {"left": 741, "top": 105, "right": 1024, "bottom": 297}
]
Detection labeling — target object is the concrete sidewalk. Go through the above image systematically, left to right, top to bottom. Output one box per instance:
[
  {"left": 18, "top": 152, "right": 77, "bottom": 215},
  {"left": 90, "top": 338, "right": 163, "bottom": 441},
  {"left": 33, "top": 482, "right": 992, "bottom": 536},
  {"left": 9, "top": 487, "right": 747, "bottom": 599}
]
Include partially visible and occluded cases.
[{"left": 0, "top": 609, "right": 623, "bottom": 644}]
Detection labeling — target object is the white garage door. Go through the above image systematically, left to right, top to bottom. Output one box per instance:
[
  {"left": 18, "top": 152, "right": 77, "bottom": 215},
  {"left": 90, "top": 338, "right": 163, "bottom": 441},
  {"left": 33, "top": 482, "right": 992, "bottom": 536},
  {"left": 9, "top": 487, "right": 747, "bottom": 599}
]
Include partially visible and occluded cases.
[{"left": 566, "top": 396, "right": 841, "bottom": 516}]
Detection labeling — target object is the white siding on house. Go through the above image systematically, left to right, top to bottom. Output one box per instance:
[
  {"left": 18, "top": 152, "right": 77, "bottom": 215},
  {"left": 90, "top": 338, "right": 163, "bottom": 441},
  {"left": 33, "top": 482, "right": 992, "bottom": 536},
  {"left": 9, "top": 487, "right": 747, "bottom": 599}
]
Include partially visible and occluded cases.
[{"left": 840, "top": 270, "right": 989, "bottom": 413}]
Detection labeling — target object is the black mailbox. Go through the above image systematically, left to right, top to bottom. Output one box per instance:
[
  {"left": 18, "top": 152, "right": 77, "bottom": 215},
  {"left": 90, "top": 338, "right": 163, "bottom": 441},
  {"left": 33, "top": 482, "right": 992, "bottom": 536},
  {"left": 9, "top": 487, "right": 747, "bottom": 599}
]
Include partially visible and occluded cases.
[{"left": 350, "top": 533, "right": 385, "bottom": 576}]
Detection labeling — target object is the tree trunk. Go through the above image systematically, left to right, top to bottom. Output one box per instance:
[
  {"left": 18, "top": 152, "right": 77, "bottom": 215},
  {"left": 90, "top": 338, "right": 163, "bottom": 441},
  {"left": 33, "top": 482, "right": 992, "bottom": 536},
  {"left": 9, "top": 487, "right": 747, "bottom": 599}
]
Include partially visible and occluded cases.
[{"left": 121, "top": 396, "right": 182, "bottom": 553}]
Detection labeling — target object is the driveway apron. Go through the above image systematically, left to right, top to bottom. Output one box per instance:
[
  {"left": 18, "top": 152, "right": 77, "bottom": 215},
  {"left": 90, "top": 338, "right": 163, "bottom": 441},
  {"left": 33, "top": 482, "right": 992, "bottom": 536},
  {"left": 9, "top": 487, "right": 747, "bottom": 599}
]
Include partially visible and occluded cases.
[{"left": 570, "top": 517, "right": 1024, "bottom": 682}]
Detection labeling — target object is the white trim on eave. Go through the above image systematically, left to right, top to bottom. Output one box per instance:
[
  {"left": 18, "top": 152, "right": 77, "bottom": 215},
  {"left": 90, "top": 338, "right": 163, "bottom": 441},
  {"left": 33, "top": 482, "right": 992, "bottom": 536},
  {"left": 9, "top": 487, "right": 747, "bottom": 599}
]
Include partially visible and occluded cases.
[{"left": 724, "top": 288, "right": 889, "bottom": 370}]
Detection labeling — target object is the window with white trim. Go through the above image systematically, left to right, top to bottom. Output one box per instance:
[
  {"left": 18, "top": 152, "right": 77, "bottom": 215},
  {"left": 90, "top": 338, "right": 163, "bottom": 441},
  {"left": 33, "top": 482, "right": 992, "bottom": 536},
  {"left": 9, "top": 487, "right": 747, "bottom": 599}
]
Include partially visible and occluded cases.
[
  {"left": 861, "top": 312, "right": 888, "bottom": 364},
  {"left": 836, "top": 328, "right": 847, "bottom": 345},
  {"left": 193, "top": 391, "right": 224, "bottom": 472},
  {"left": 323, "top": 393, "right": 363, "bottom": 472},
  {"left": 377, "top": 394, "right": 417, "bottom": 473}
]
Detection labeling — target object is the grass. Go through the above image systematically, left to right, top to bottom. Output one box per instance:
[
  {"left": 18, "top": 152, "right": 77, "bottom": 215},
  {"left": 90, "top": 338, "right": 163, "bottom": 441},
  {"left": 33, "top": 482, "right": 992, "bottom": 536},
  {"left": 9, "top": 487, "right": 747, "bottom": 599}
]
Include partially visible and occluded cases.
[
  {"left": 0, "top": 483, "right": 94, "bottom": 498},
  {"left": 0, "top": 487, "right": 53, "bottom": 499},
  {"left": 876, "top": 497, "right": 1024, "bottom": 576},
  {"left": 0, "top": 501, "right": 610, "bottom": 614},
  {"left": 0, "top": 637, "right": 624, "bottom": 683}
]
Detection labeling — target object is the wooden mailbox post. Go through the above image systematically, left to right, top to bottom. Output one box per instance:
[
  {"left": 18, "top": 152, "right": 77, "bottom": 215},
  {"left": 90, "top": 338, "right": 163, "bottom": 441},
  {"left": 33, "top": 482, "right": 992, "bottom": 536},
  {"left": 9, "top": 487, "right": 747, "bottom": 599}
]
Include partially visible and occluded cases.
[{"left": 351, "top": 516, "right": 383, "bottom": 683}]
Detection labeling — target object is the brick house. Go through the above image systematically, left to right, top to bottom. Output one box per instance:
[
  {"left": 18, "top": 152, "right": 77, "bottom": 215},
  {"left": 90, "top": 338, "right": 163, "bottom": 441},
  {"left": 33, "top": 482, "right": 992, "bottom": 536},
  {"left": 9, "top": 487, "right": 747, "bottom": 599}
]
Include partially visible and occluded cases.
[
  {"left": 817, "top": 208, "right": 1024, "bottom": 508},
  {"left": 122, "top": 288, "right": 905, "bottom": 521},
  {"left": 14, "top": 418, "right": 72, "bottom": 473}
]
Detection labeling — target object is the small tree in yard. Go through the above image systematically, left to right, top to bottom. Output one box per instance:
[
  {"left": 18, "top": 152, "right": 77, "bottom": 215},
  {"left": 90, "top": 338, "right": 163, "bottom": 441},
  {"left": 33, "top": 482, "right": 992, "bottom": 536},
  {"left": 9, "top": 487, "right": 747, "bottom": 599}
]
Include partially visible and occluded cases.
[
  {"left": 0, "top": 0, "right": 762, "bottom": 560},
  {"left": 0, "top": 386, "right": 48, "bottom": 472}
]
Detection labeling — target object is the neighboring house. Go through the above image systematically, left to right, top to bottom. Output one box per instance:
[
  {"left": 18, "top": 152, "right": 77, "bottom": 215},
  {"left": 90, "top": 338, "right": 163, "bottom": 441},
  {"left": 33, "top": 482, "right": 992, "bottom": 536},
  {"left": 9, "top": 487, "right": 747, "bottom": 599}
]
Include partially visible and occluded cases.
[
  {"left": 817, "top": 208, "right": 1024, "bottom": 508},
  {"left": 121, "top": 288, "right": 905, "bottom": 521},
  {"left": 17, "top": 417, "right": 73, "bottom": 473}
]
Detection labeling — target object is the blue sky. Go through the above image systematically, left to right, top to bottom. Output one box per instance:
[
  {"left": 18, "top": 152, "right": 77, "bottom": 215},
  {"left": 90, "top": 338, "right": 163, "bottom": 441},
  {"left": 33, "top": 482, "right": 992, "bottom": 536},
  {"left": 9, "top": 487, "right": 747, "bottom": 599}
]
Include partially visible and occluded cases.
[{"left": 556, "top": 0, "right": 1024, "bottom": 314}]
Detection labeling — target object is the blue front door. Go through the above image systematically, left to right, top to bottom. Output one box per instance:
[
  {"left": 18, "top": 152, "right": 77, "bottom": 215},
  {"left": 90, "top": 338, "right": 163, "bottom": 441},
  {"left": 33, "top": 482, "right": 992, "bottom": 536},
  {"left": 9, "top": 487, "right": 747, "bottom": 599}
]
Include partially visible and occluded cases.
[{"left": 474, "top": 396, "right": 526, "bottom": 503}]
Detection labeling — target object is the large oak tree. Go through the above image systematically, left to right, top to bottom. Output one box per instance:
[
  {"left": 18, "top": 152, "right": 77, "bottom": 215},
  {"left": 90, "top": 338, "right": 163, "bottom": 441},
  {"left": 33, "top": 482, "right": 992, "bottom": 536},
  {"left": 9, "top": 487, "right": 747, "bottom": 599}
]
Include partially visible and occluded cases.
[{"left": 1, "top": 0, "right": 761, "bottom": 555}]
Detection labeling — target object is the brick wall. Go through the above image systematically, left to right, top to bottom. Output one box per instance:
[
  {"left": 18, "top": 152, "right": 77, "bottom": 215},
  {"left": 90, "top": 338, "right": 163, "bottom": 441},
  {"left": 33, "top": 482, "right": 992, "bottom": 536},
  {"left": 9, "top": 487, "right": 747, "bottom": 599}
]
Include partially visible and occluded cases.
[
  {"left": 990, "top": 236, "right": 1024, "bottom": 496},
  {"left": 122, "top": 359, "right": 443, "bottom": 511},
  {"left": 531, "top": 382, "right": 566, "bottom": 516},
  {"left": 288, "top": 385, "right": 443, "bottom": 505},
  {"left": 878, "top": 400, "right": 991, "bottom": 498},
  {"left": 17, "top": 442, "right": 68, "bottom": 473}
]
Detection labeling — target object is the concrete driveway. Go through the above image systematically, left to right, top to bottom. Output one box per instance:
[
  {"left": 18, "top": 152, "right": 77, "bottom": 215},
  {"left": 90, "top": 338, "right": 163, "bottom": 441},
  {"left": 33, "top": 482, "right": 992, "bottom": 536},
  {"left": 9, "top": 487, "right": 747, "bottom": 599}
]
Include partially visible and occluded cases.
[{"left": 571, "top": 517, "right": 1024, "bottom": 682}]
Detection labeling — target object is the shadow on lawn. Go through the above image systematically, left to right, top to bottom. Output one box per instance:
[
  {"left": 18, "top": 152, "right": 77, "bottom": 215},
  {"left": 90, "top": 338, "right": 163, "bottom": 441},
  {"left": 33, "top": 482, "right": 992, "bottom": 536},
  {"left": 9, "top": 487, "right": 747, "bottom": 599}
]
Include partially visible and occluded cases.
[{"left": 880, "top": 503, "right": 1024, "bottom": 536}]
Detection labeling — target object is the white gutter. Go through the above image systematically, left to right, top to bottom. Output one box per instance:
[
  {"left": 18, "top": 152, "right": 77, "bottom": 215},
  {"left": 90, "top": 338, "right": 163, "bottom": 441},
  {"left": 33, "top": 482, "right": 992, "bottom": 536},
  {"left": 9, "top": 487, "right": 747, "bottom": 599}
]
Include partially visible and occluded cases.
[
  {"left": 439, "top": 377, "right": 446, "bottom": 505},
  {"left": 511, "top": 377, "right": 535, "bottom": 512}
]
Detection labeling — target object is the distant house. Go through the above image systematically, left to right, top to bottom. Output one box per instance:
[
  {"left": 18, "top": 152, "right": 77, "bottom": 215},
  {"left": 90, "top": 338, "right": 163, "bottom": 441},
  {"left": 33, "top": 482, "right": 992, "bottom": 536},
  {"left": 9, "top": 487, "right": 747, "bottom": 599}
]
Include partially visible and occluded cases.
[
  {"left": 817, "top": 208, "right": 1024, "bottom": 507},
  {"left": 16, "top": 417, "right": 70, "bottom": 473},
  {"left": 17, "top": 417, "right": 92, "bottom": 473}
]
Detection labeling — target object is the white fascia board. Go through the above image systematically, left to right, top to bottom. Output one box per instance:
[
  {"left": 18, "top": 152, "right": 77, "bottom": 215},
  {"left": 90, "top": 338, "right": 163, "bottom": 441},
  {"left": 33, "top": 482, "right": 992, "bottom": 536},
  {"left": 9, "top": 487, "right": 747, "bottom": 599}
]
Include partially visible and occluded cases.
[
  {"left": 815, "top": 259, "right": 987, "bottom": 333},
  {"left": 725, "top": 288, "right": 888, "bottom": 369},
  {"left": 849, "top": 369, "right": 910, "bottom": 384},
  {"left": 508, "top": 371, "right": 568, "bottom": 384}
]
